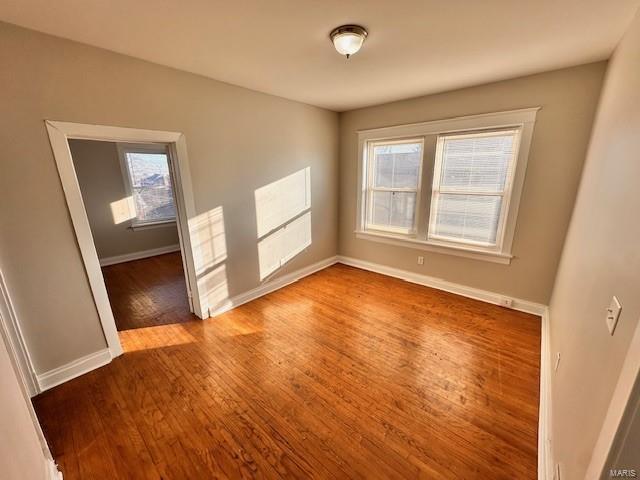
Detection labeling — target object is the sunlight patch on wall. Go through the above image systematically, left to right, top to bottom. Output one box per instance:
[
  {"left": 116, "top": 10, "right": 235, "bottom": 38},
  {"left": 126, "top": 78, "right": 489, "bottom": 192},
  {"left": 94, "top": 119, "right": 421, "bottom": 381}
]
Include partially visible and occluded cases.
[
  {"left": 255, "top": 167, "right": 310, "bottom": 238},
  {"left": 255, "top": 168, "right": 312, "bottom": 281},
  {"left": 110, "top": 196, "right": 135, "bottom": 224},
  {"left": 188, "top": 206, "right": 230, "bottom": 315},
  {"left": 189, "top": 206, "right": 227, "bottom": 276},
  {"left": 258, "top": 211, "right": 311, "bottom": 280},
  {"left": 198, "top": 263, "right": 229, "bottom": 313}
]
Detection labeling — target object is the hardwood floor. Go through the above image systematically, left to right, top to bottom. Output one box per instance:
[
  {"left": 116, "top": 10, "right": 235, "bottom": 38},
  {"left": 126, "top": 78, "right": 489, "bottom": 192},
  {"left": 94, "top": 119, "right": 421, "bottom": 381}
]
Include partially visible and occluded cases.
[
  {"left": 102, "top": 252, "right": 196, "bottom": 331},
  {"left": 33, "top": 264, "right": 540, "bottom": 479}
]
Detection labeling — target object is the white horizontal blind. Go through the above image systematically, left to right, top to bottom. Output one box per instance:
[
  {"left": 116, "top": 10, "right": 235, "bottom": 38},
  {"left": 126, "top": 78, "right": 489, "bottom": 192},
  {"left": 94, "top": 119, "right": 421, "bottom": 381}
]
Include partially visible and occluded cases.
[
  {"left": 429, "top": 129, "right": 520, "bottom": 247},
  {"left": 365, "top": 139, "right": 423, "bottom": 234},
  {"left": 124, "top": 151, "right": 176, "bottom": 225}
]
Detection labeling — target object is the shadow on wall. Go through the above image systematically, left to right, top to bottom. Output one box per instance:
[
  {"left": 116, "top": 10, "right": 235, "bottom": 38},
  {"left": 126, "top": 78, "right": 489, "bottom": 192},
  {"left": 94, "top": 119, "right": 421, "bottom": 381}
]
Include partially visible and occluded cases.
[{"left": 255, "top": 167, "right": 312, "bottom": 281}]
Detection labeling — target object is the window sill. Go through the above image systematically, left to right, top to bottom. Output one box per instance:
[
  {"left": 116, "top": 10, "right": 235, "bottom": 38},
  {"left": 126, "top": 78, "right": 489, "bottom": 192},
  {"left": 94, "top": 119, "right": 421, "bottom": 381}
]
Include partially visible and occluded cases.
[
  {"left": 129, "top": 220, "right": 176, "bottom": 231},
  {"left": 355, "top": 230, "right": 513, "bottom": 265}
]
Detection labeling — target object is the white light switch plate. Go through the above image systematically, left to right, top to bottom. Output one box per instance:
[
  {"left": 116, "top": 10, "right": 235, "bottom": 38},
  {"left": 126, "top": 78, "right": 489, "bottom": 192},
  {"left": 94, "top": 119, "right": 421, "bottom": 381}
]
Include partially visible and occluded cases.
[{"left": 606, "top": 296, "right": 622, "bottom": 335}]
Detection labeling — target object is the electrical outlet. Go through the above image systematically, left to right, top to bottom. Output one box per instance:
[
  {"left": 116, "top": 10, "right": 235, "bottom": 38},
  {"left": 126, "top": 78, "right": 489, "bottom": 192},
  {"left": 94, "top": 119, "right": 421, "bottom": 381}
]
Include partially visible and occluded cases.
[
  {"left": 417, "top": 256, "right": 424, "bottom": 265},
  {"left": 606, "top": 296, "right": 622, "bottom": 335},
  {"left": 499, "top": 297, "right": 513, "bottom": 308},
  {"left": 555, "top": 352, "right": 561, "bottom": 372}
]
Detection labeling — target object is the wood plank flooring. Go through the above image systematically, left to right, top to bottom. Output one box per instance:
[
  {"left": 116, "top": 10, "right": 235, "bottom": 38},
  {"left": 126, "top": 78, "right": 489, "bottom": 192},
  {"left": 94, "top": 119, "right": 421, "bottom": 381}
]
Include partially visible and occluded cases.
[
  {"left": 101, "top": 252, "right": 196, "bottom": 331},
  {"left": 33, "top": 264, "right": 541, "bottom": 479}
]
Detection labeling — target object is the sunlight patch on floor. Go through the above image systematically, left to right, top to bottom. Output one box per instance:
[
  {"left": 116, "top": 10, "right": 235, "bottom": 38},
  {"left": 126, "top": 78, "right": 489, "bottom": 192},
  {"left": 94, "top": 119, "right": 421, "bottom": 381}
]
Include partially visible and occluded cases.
[{"left": 118, "top": 322, "right": 199, "bottom": 352}]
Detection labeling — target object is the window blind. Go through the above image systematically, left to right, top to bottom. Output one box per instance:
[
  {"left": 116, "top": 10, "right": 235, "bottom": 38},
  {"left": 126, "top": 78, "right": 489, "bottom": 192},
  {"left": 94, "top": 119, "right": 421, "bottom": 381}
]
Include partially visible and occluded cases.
[
  {"left": 429, "top": 130, "right": 518, "bottom": 246},
  {"left": 366, "top": 140, "right": 423, "bottom": 233}
]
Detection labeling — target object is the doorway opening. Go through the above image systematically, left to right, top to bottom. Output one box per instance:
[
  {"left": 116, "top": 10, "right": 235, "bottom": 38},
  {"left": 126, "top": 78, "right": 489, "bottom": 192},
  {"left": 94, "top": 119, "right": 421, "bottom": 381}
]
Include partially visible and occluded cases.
[{"left": 46, "top": 121, "right": 205, "bottom": 358}]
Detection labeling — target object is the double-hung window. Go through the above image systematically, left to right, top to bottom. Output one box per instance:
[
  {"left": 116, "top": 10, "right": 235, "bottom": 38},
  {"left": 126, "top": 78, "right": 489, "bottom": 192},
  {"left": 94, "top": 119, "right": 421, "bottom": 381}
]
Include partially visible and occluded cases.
[
  {"left": 357, "top": 109, "right": 537, "bottom": 263},
  {"left": 428, "top": 129, "right": 519, "bottom": 249},
  {"left": 365, "top": 139, "right": 424, "bottom": 234},
  {"left": 118, "top": 144, "right": 176, "bottom": 228}
]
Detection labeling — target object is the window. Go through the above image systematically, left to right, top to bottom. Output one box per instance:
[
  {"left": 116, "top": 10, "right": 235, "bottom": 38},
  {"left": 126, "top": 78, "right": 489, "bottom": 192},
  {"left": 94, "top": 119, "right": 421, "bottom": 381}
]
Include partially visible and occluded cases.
[
  {"left": 356, "top": 109, "right": 537, "bottom": 263},
  {"left": 429, "top": 130, "right": 519, "bottom": 248},
  {"left": 365, "top": 139, "right": 423, "bottom": 234},
  {"left": 118, "top": 144, "right": 176, "bottom": 227}
]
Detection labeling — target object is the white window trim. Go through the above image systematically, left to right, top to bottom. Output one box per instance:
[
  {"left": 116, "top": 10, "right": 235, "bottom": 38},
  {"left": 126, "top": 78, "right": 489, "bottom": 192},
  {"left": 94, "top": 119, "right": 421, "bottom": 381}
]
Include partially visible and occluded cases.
[
  {"left": 355, "top": 108, "right": 539, "bottom": 264},
  {"left": 364, "top": 137, "right": 424, "bottom": 235},
  {"left": 116, "top": 142, "right": 177, "bottom": 228},
  {"left": 129, "top": 219, "right": 177, "bottom": 231}
]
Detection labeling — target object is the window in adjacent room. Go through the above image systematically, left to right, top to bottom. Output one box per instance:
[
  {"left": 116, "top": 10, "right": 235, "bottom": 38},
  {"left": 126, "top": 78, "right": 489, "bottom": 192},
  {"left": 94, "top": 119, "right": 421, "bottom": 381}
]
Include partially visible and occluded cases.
[
  {"left": 356, "top": 109, "right": 537, "bottom": 263},
  {"left": 118, "top": 144, "right": 176, "bottom": 227}
]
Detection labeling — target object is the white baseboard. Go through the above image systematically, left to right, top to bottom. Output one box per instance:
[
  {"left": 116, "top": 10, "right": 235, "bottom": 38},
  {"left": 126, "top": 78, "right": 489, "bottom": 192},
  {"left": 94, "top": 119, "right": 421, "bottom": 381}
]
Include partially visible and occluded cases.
[
  {"left": 99, "top": 244, "right": 181, "bottom": 267},
  {"left": 209, "top": 256, "right": 339, "bottom": 317},
  {"left": 337, "top": 256, "right": 547, "bottom": 316},
  {"left": 0, "top": 269, "right": 39, "bottom": 397},
  {"left": 539, "top": 307, "right": 553, "bottom": 480},
  {"left": 37, "top": 348, "right": 112, "bottom": 392},
  {"left": 46, "top": 458, "right": 63, "bottom": 480}
]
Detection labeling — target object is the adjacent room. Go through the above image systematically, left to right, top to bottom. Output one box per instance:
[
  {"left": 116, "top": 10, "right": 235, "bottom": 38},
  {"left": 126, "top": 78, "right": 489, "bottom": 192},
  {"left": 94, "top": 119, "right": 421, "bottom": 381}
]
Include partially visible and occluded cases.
[
  {"left": 0, "top": 1, "right": 639, "bottom": 479},
  {"left": 70, "top": 139, "right": 194, "bottom": 331}
]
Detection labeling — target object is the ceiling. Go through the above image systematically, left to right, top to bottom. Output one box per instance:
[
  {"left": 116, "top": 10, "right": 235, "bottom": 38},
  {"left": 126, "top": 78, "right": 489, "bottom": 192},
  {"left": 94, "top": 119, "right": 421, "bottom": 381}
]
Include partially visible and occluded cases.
[{"left": 1, "top": 0, "right": 639, "bottom": 111}]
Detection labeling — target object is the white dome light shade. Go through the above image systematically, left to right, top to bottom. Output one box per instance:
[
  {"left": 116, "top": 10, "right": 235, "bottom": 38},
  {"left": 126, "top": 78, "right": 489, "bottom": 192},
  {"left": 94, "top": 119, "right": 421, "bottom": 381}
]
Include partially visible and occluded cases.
[
  {"left": 330, "top": 25, "right": 368, "bottom": 58},
  {"left": 333, "top": 32, "right": 364, "bottom": 56}
]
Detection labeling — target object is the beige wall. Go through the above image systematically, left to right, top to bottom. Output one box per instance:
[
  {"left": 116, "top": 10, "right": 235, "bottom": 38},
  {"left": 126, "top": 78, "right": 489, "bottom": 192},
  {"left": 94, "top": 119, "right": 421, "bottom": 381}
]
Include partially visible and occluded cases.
[
  {"left": 549, "top": 9, "right": 640, "bottom": 480},
  {"left": 0, "top": 22, "right": 339, "bottom": 374},
  {"left": 338, "top": 63, "right": 606, "bottom": 304},
  {"left": 69, "top": 139, "right": 180, "bottom": 259},
  {"left": 0, "top": 334, "right": 50, "bottom": 480},
  {"left": 604, "top": 375, "right": 640, "bottom": 477}
]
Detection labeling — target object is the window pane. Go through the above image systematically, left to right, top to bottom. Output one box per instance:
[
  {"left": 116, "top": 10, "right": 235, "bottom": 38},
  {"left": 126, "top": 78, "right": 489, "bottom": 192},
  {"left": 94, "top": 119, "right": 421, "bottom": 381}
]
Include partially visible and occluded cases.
[
  {"left": 440, "top": 133, "right": 515, "bottom": 192},
  {"left": 373, "top": 142, "right": 422, "bottom": 189},
  {"left": 125, "top": 152, "right": 176, "bottom": 223},
  {"left": 371, "top": 191, "right": 416, "bottom": 230},
  {"left": 432, "top": 194, "right": 502, "bottom": 244}
]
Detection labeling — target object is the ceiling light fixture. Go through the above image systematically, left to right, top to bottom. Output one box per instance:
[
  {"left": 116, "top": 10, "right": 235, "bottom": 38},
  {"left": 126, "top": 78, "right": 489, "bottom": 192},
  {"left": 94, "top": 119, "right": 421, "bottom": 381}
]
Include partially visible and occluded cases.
[{"left": 330, "top": 25, "right": 368, "bottom": 59}]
